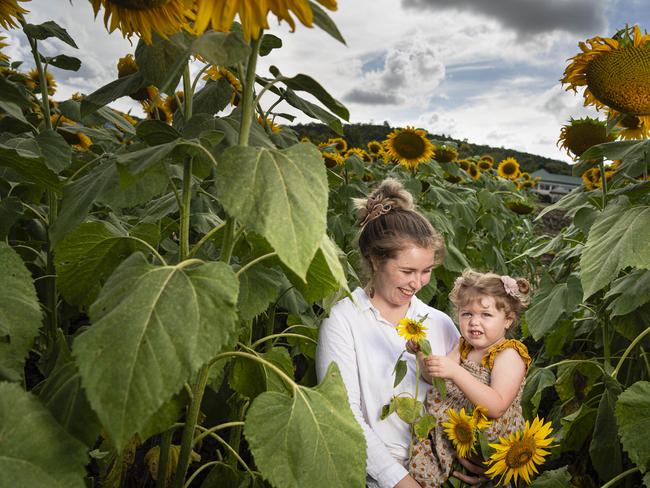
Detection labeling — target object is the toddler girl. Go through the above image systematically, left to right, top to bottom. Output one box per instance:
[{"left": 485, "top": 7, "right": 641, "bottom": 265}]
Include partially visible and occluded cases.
[{"left": 409, "top": 269, "right": 532, "bottom": 487}]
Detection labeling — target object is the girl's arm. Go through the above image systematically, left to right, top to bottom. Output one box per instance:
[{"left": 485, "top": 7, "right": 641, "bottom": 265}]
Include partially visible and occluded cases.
[
  {"left": 417, "top": 343, "right": 459, "bottom": 384},
  {"left": 425, "top": 347, "right": 526, "bottom": 418}
]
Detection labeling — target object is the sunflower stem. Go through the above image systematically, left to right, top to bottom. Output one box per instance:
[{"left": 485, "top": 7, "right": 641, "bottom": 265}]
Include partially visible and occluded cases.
[
  {"left": 238, "top": 35, "right": 262, "bottom": 146},
  {"left": 183, "top": 64, "right": 193, "bottom": 120},
  {"left": 179, "top": 157, "right": 193, "bottom": 261},
  {"left": 599, "top": 159, "right": 607, "bottom": 208},
  {"left": 612, "top": 325, "right": 650, "bottom": 380},
  {"left": 156, "top": 430, "right": 173, "bottom": 488},
  {"left": 599, "top": 466, "right": 639, "bottom": 488}
]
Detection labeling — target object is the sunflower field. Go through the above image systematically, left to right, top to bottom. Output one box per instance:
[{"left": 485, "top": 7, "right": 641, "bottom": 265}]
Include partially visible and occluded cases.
[{"left": 1, "top": 1, "right": 649, "bottom": 487}]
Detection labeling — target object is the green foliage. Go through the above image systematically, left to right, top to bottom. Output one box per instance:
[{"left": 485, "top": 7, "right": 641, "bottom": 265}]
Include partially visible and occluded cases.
[{"left": 616, "top": 381, "right": 650, "bottom": 474}]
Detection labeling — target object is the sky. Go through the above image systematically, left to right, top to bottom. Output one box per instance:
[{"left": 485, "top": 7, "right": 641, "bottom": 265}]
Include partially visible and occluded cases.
[{"left": 3, "top": 0, "right": 650, "bottom": 163}]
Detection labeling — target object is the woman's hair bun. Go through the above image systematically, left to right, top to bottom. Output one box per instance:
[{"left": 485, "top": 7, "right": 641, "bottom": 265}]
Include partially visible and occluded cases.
[
  {"left": 353, "top": 178, "right": 414, "bottom": 226},
  {"left": 516, "top": 277, "right": 530, "bottom": 296}
]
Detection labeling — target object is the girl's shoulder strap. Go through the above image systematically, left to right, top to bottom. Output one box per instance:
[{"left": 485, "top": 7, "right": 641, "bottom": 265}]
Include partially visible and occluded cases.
[
  {"left": 459, "top": 336, "right": 472, "bottom": 359},
  {"left": 482, "top": 339, "right": 532, "bottom": 371}
]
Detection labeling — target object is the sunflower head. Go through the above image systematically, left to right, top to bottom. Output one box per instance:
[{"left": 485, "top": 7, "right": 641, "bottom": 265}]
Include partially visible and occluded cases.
[
  {"left": 0, "top": 0, "right": 29, "bottom": 30},
  {"left": 562, "top": 25, "right": 650, "bottom": 116},
  {"left": 0, "top": 36, "right": 9, "bottom": 63},
  {"left": 117, "top": 53, "right": 139, "bottom": 78},
  {"left": 27, "top": 68, "right": 57, "bottom": 96},
  {"left": 163, "top": 91, "right": 184, "bottom": 115},
  {"left": 142, "top": 97, "right": 173, "bottom": 124},
  {"left": 609, "top": 109, "right": 650, "bottom": 140},
  {"left": 557, "top": 117, "right": 614, "bottom": 158},
  {"left": 383, "top": 126, "right": 435, "bottom": 170},
  {"left": 329, "top": 137, "right": 348, "bottom": 153},
  {"left": 367, "top": 140, "right": 383, "bottom": 156},
  {"left": 434, "top": 145, "right": 459, "bottom": 163},
  {"left": 344, "top": 147, "right": 371, "bottom": 163},
  {"left": 321, "top": 150, "right": 344, "bottom": 168},
  {"left": 497, "top": 157, "right": 520, "bottom": 180},
  {"left": 478, "top": 158, "right": 493, "bottom": 171},
  {"left": 457, "top": 159, "right": 471, "bottom": 172},
  {"left": 467, "top": 162, "right": 480, "bottom": 180},
  {"left": 444, "top": 173, "right": 462, "bottom": 184},
  {"left": 521, "top": 179, "right": 535, "bottom": 189},
  {"left": 506, "top": 199, "right": 536, "bottom": 215},
  {"left": 396, "top": 317, "right": 428, "bottom": 343},
  {"left": 471, "top": 405, "right": 492, "bottom": 430},
  {"left": 442, "top": 408, "right": 477, "bottom": 458},
  {"left": 485, "top": 417, "right": 555, "bottom": 487}
]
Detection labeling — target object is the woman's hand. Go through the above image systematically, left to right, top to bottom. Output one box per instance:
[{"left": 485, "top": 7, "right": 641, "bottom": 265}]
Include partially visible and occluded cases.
[
  {"left": 423, "top": 354, "right": 460, "bottom": 380},
  {"left": 452, "top": 457, "right": 488, "bottom": 487},
  {"left": 394, "top": 474, "right": 422, "bottom": 487}
]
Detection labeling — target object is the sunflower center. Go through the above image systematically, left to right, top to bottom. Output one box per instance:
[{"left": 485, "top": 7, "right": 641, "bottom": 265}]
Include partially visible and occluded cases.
[
  {"left": 109, "top": 0, "right": 171, "bottom": 9},
  {"left": 586, "top": 46, "right": 650, "bottom": 115},
  {"left": 392, "top": 132, "right": 427, "bottom": 159},
  {"left": 503, "top": 163, "right": 517, "bottom": 175},
  {"left": 406, "top": 323, "right": 419, "bottom": 334},
  {"left": 454, "top": 423, "right": 474, "bottom": 444},
  {"left": 505, "top": 438, "right": 535, "bottom": 468}
]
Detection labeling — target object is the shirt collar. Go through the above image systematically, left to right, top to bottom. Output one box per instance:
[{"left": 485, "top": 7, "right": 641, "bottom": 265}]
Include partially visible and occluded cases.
[{"left": 352, "top": 286, "right": 423, "bottom": 318}]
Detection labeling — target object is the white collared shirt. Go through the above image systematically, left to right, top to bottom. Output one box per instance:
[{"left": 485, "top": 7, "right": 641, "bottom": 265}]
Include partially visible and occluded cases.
[{"left": 316, "top": 287, "right": 459, "bottom": 488}]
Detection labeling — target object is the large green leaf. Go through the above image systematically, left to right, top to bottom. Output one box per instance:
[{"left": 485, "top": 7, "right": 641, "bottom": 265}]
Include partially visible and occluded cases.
[
  {"left": 310, "top": 1, "right": 346, "bottom": 44},
  {"left": 23, "top": 21, "right": 78, "bottom": 48},
  {"left": 187, "top": 30, "right": 251, "bottom": 67},
  {"left": 135, "top": 34, "right": 187, "bottom": 93},
  {"left": 81, "top": 72, "right": 146, "bottom": 117},
  {"left": 0, "top": 76, "right": 32, "bottom": 107},
  {"left": 283, "top": 89, "right": 344, "bottom": 135},
  {"left": 35, "top": 129, "right": 72, "bottom": 174},
  {"left": 0, "top": 141, "right": 61, "bottom": 191},
  {"left": 215, "top": 143, "right": 328, "bottom": 280},
  {"left": 581, "top": 203, "right": 650, "bottom": 299},
  {"left": 54, "top": 221, "right": 154, "bottom": 307},
  {"left": 287, "top": 234, "right": 349, "bottom": 303},
  {"left": 0, "top": 243, "right": 42, "bottom": 382},
  {"left": 73, "top": 253, "right": 239, "bottom": 449},
  {"left": 237, "top": 264, "right": 283, "bottom": 321},
  {"left": 606, "top": 269, "right": 650, "bottom": 317},
  {"left": 526, "top": 274, "right": 582, "bottom": 340},
  {"left": 230, "top": 347, "right": 294, "bottom": 400},
  {"left": 244, "top": 362, "right": 366, "bottom": 488},
  {"left": 522, "top": 367, "right": 555, "bottom": 419},
  {"left": 589, "top": 376, "right": 623, "bottom": 482},
  {"left": 615, "top": 381, "right": 650, "bottom": 474},
  {"left": 0, "top": 382, "right": 87, "bottom": 488},
  {"left": 559, "top": 404, "right": 597, "bottom": 452},
  {"left": 528, "top": 466, "right": 572, "bottom": 487}
]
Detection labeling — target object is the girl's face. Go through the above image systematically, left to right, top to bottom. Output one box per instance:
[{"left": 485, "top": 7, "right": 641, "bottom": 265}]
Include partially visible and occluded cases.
[
  {"left": 370, "top": 245, "right": 435, "bottom": 309},
  {"left": 458, "top": 295, "right": 513, "bottom": 354}
]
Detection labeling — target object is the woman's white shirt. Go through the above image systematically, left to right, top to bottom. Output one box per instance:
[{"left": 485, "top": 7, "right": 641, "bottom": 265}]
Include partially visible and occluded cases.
[{"left": 315, "top": 287, "right": 459, "bottom": 488}]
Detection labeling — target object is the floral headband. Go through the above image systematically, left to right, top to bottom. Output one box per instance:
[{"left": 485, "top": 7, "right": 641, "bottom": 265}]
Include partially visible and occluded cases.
[{"left": 500, "top": 275, "right": 520, "bottom": 298}]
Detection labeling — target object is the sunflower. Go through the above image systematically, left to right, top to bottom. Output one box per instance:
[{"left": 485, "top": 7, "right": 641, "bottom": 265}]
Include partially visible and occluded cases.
[
  {"left": 0, "top": 0, "right": 29, "bottom": 29},
  {"left": 90, "top": 0, "right": 193, "bottom": 44},
  {"left": 193, "top": 0, "right": 338, "bottom": 41},
  {"left": 562, "top": 25, "right": 650, "bottom": 116},
  {"left": 0, "top": 35, "right": 9, "bottom": 63},
  {"left": 203, "top": 65, "right": 241, "bottom": 104},
  {"left": 26, "top": 68, "right": 57, "bottom": 96},
  {"left": 164, "top": 91, "right": 184, "bottom": 115},
  {"left": 142, "top": 97, "right": 173, "bottom": 124},
  {"left": 609, "top": 109, "right": 650, "bottom": 140},
  {"left": 257, "top": 114, "right": 281, "bottom": 133},
  {"left": 557, "top": 117, "right": 614, "bottom": 158},
  {"left": 383, "top": 126, "right": 435, "bottom": 170},
  {"left": 74, "top": 132, "right": 93, "bottom": 151},
  {"left": 328, "top": 137, "right": 347, "bottom": 153},
  {"left": 367, "top": 140, "right": 383, "bottom": 156},
  {"left": 434, "top": 145, "right": 458, "bottom": 163},
  {"left": 344, "top": 147, "right": 370, "bottom": 162},
  {"left": 321, "top": 151, "right": 343, "bottom": 168},
  {"left": 497, "top": 157, "right": 520, "bottom": 180},
  {"left": 478, "top": 158, "right": 493, "bottom": 171},
  {"left": 457, "top": 159, "right": 470, "bottom": 172},
  {"left": 467, "top": 162, "right": 480, "bottom": 180},
  {"left": 581, "top": 168, "right": 598, "bottom": 190},
  {"left": 520, "top": 172, "right": 531, "bottom": 181},
  {"left": 444, "top": 173, "right": 462, "bottom": 184},
  {"left": 521, "top": 179, "right": 535, "bottom": 189},
  {"left": 506, "top": 199, "right": 535, "bottom": 215},
  {"left": 396, "top": 317, "right": 427, "bottom": 343},
  {"left": 471, "top": 405, "right": 492, "bottom": 430},
  {"left": 442, "top": 408, "right": 476, "bottom": 458},
  {"left": 485, "top": 417, "right": 555, "bottom": 487}
]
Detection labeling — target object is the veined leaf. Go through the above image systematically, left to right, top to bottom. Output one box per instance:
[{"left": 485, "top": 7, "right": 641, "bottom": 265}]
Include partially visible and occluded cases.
[
  {"left": 310, "top": 1, "right": 346, "bottom": 44},
  {"left": 24, "top": 21, "right": 78, "bottom": 48},
  {"left": 135, "top": 34, "right": 187, "bottom": 93},
  {"left": 45, "top": 54, "right": 81, "bottom": 71},
  {"left": 81, "top": 72, "right": 146, "bottom": 117},
  {"left": 0, "top": 76, "right": 32, "bottom": 107},
  {"left": 283, "top": 89, "right": 344, "bottom": 135},
  {"left": 35, "top": 130, "right": 72, "bottom": 174},
  {"left": 0, "top": 141, "right": 61, "bottom": 191},
  {"left": 215, "top": 143, "right": 328, "bottom": 280},
  {"left": 581, "top": 203, "right": 650, "bottom": 299},
  {"left": 54, "top": 221, "right": 155, "bottom": 307},
  {"left": 0, "top": 243, "right": 42, "bottom": 382},
  {"left": 73, "top": 253, "right": 239, "bottom": 449},
  {"left": 237, "top": 264, "right": 282, "bottom": 321},
  {"left": 605, "top": 269, "right": 650, "bottom": 317},
  {"left": 526, "top": 274, "right": 582, "bottom": 340},
  {"left": 230, "top": 347, "right": 294, "bottom": 400},
  {"left": 244, "top": 362, "right": 366, "bottom": 488},
  {"left": 522, "top": 367, "right": 555, "bottom": 418},
  {"left": 589, "top": 376, "right": 623, "bottom": 482},
  {"left": 615, "top": 381, "right": 650, "bottom": 474},
  {"left": 0, "top": 382, "right": 87, "bottom": 488},
  {"left": 395, "top": 396, "right": 423, "bottom": 424},
  {"left": 414, "top": 413, "right": 436, "bottom": 441},
  {"left": 528, "top": 466, "right": 572, "bottom": 487}
]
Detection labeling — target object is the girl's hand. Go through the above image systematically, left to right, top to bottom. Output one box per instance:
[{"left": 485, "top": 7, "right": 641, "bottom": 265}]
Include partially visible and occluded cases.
[
  {"left": 406, "top": 340, "right": 420, "bottom": 354},
  {"left": 424, "top": 354, "right": 459, "bottom": 380}
]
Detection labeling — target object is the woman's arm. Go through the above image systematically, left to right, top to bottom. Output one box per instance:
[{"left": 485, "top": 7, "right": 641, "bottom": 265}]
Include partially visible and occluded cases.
[
  {"left": 316, "top": 315, "right": 409, "bottom": 488},
  {"left": 424, "top": 347, "right": 526, "bottom": 418}
]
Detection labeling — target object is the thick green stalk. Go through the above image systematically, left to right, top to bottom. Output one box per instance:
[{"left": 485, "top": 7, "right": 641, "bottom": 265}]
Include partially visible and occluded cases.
[
  {"left": 238, "top": 36, "right": 262, "bottom": 146},
  {"left": 183, "top": 64, "right": 193, "bottom": 121},
  {"left": 180, "top": 158, "right": 193, "bottom": 260},
  {"left": 599, "top": 158, "right": 607, "bottom": 209},
  {"left": 612, "top": 325, "right": 650, "bottom": 379},
  {"left": 156, "top": 430, "right": 173, "bottom": 488},
  {"left": 599, "top": 467, "right": 639, "bottom": 488}
]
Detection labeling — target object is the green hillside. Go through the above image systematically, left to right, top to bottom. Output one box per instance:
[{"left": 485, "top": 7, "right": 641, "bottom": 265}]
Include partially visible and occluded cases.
[{"left": 293, "top": 122, "right": 573, "bottom": 176}]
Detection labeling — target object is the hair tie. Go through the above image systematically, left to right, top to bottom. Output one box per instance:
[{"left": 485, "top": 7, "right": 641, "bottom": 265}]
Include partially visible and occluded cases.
[
  {"left": 359, "top": 195, "right": 392, "bottom": 227},
  {"left": 501, "top": 275, "right": 519, "bottom": 298}
]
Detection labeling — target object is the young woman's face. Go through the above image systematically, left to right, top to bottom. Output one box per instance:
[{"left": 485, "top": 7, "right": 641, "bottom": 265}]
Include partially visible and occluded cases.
[
  {"left": 371, "top": 245, "right": 436, "bottom": 308},
  {"left": 458, "top": 295, "right": 513, "bottom": 353}
]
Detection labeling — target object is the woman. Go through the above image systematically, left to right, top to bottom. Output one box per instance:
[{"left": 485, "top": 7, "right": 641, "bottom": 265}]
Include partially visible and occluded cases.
[{"left": 316, "top": 179, "right": 484, "bottom": 487}]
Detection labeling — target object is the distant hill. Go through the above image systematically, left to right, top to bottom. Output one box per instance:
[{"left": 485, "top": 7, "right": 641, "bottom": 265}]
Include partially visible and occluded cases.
[{"left": 292, "top": 122, "right": 573, "bottom": 176}]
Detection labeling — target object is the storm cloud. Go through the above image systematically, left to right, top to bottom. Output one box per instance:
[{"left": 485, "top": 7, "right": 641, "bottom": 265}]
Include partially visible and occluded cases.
[{"left": 401, "top": 0, "right": 607, "bottom": 36}]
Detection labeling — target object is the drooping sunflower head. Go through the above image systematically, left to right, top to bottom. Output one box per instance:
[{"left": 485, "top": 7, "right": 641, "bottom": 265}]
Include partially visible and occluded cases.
[
  {"left": 0, "top": 0, "right": 29, "bottom": 30},
  {"left": 90, "top": 0, "right": 193, "bottom": 44},
  {"left": 193, "top": 0, "right": 338, "bottom": 41},
  {"left": 562, "top": 25, "right": 650, "bottom": 116},
  {"left": 117, "top": 53, "right": 139, "bottom": 78},
  {"left": 26, "top": 68, "right": 57, "bottom": 96},
  {"left": 163, "top": 91, "right": 184, "bottom": 115},
  {"left": 142, "top": 97, "right": 173, "bottom": 124},
  {"left": 609, "top": 109, "right": 650, "bottom": 140},
  {"left": 257, "top": 115, "right": 282, "bottom": 133},
  {"left": 557, "top": 117, "right": 614, "bottom": 158},
  {"left": 383, "top": 126, "right": 435, "bottom": 170},
  {"left": 329, "top": 137, "right": 347, "bottom": 153},
  {"left": 367, "top": 140, "right": 383, "bottom": 156},
  {"left": 434, "top": 144, "right": 458, "bottom": 163},
  {"left": 344, "top": 147, "right": 370, "bottom": 162},
  {"left": 321, "top": 150, "right": 343, "bottom": 168},
  {"left": 478, "top": 157, "right": 493, "bottom": 171},
  {"left": 497, "top": 157, "right": 520, "bottom": 180},
  {"left": 457, "top": 159, "right": 471, "bottom": 172},
  {"left": 467, "top": 162, "right": 480, "bottom": 180},
  {"left": 520, "top": 172, "right": 531, "bottom": 181},
  {"left": 444, "top": 173, "right": 462, "bottom": 184},
  {"left": 521, "top": 179, "right": 535, "bottom": 189},
  {"left": 506, "top": 199, "right": 536, "bottom": 215},
  {"left": 396, "top": 317, "right": 428, "bottom": 343},
  {"left": 471, "top": 405, "right": 492, "bottom": 431},
  {"left": 442, "top": 408, "right": 476, "bottom": 458},
  {"left": 485, "top": 417, "right": 555, "bottom": 487}
]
